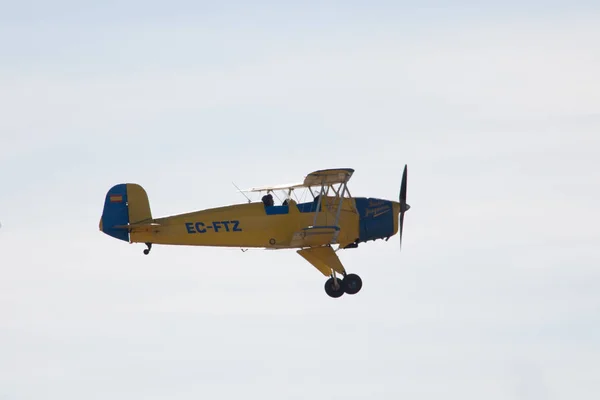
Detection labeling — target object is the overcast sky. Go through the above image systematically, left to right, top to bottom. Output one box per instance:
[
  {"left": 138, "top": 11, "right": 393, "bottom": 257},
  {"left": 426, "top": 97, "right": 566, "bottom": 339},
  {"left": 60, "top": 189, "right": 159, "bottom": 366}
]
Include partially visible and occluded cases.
[{"left": 1, "top": 1, "right": 599, "bottom": 399}]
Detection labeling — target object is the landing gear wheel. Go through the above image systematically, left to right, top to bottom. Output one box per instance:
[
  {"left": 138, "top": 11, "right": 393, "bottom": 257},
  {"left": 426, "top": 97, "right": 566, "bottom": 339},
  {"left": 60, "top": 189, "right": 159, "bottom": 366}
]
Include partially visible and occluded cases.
[
  {"left": 143, "top": 243, "right": 152, "bottom": 255},
  {"left": 342, "top": 273, "right": 362, "bottom": 295},
  {"left": 324, "top": 277, "right": 345, "bottom": 298}
]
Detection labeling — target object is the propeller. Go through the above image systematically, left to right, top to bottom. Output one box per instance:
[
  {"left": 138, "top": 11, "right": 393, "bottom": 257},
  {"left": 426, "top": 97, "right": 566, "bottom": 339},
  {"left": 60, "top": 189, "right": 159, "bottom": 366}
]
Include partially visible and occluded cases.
[{"left": 399, "top": 164, "right": 410, "bottom": 250}]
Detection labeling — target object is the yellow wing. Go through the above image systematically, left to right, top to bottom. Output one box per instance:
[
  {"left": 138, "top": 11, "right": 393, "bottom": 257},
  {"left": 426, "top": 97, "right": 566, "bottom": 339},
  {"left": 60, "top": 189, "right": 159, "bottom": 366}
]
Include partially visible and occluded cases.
[
  {"left": 241, "top": 168, "right": 354, "bottom": 193},
  {"left": 303, "top": 168, "right": 354, "bottom": 186},
  {"left": 289, "top": 226, "right": 339, "bottom": 247},
  {"left": 297, "top": 245, "right": 346, "bottom": 277}
]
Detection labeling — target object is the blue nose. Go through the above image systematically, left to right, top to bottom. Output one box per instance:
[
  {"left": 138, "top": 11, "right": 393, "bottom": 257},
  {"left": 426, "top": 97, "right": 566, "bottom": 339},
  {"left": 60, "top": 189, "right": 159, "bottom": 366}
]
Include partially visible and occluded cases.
[{"left": 355, "top": 198, "right": 395, "bottom": 242}]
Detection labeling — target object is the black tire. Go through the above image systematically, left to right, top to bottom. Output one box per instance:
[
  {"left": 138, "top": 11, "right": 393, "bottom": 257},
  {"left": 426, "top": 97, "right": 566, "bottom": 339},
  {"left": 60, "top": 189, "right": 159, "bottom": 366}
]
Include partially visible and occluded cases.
[
  {"left": 143, "top": 249, "right": 150, "bottom": 255},
  {"left": 343, "top": 273, "right": 362, "bottom": 295},
  {"left": 324, "top": 277, "right": 345, "bottom": 298}
]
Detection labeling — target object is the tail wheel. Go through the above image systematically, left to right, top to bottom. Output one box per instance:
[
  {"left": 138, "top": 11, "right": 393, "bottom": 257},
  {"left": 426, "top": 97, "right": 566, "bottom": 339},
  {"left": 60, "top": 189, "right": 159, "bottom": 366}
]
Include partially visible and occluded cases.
[
  {"left": 343, "top": 273, "right": 362, "bottom": 295},
  {"left": 324, "top": 277, "right": 345, "bottom": 298}
]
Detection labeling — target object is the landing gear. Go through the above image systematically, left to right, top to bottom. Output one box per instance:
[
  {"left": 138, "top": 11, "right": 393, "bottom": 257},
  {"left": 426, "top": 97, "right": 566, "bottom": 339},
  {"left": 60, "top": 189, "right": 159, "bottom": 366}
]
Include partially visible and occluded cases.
[
  {"left": 143, "top": 242, "right": 152, "bottom": 255},
  {"left": 324, "top": 272, "right": 363, "bottom": 298},
  {"left": 342, "top": 273, "right": 362, "bottom": 295},
  {"left": 324, "top": 276, "right": 345, "bottom": 298}
]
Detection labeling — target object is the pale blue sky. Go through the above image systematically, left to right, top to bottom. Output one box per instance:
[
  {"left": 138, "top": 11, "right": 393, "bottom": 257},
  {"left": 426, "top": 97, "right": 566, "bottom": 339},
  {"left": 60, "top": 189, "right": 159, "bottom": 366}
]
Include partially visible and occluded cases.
[{"left": 1, "top": 2, "right": 600, "bottom": 399}]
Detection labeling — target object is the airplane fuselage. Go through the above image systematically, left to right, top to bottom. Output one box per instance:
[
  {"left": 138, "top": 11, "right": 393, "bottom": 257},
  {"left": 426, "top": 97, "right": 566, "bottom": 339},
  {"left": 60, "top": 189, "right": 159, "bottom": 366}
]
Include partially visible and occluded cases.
[{"left": 122, "top": 196, "right": 399, "bottom": 249}]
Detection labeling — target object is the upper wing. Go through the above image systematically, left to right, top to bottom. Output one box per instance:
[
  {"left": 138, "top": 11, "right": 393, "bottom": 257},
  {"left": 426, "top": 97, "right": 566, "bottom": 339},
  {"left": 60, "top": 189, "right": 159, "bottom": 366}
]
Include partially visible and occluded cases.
[
  {"left": 241, "top": 168, "right": 355, "bottom": 193},
  {"left": 303, "top": 168, "right": 354, "bottom": 186},
  {"left": 241, "top": 182, "right": 305, "bottom": 193}
]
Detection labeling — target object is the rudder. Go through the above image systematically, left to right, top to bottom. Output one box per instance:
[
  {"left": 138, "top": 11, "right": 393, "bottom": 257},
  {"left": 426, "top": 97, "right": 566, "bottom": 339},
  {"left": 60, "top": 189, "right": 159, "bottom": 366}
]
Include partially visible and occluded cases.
[{"left": 99, "top": 183, "right": 152, "bottom": 242}]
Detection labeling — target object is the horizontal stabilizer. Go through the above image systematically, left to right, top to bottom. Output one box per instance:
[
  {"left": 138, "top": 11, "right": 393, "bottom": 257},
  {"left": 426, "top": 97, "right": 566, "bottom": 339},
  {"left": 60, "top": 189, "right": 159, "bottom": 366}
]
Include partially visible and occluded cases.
[{"left": 113, "top": 221, "right": 161, "bottom": 232}]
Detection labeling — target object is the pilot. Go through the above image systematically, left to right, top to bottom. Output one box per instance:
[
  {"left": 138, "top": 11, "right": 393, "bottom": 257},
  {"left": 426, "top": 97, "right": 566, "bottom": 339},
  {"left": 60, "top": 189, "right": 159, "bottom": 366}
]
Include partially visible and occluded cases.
[
  {"left": 262, "top": 193, "right": 274, "bottom": 207},
  {"left": 282, "top": 199, "right": 289, "bottom": 206}
]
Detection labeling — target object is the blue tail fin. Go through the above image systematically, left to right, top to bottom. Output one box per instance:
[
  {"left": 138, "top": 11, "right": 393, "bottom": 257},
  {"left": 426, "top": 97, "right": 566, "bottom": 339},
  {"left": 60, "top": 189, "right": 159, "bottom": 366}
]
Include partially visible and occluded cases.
[
  {"left": 99, "top": 183, "right": 152, "bottom": 242},
  {"left": 100, "top": 184, "right": 130, "bottom": 242}
]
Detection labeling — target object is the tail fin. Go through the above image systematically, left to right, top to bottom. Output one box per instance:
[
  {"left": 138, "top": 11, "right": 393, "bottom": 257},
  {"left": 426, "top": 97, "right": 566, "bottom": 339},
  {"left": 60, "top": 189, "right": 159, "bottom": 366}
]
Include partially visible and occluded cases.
[{"left": 99, "top": 183, "right": 152, "bottom": 242}]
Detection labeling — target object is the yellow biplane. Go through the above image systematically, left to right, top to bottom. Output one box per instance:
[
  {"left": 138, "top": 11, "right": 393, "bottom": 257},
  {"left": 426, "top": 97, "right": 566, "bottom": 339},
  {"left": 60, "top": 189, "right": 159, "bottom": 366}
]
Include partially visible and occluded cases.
[{"left": 99, "top": 166, "right": 410, "bottom": 298}]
